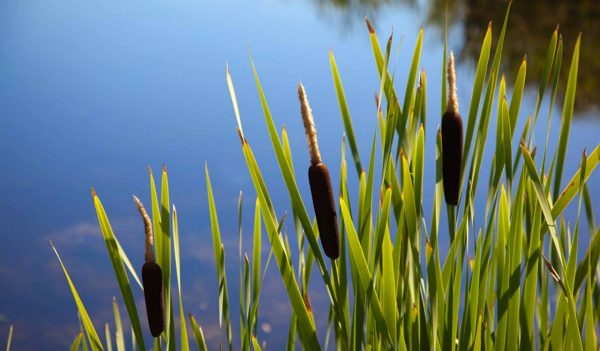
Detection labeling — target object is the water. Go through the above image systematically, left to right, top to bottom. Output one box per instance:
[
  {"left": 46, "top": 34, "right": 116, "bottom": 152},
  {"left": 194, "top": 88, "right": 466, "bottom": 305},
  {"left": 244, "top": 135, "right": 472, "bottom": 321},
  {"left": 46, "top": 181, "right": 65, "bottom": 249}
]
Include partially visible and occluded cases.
[{"left": 0, "top": 0, "right": 598, "bottom": 349}]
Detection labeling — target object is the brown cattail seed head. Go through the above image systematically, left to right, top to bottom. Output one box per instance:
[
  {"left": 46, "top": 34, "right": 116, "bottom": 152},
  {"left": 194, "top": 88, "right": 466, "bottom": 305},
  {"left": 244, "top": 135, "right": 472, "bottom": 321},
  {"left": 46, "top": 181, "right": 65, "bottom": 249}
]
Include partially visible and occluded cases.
[
  {"left": 441, "top": 50, "right": 463, "bottom": 206},
  {"left": 298, "top": 83, "right": 340, "bottom": 259},
  {"left": 308, "top": 162, "right": 340, "bottom": 259},
  {"left": 308, "top": 163, "right": 340, "bottom": 259},
  {"left": 134, "top": 195, "right": 165, "bottom": 337},
  {"left": 142, "top": 262, "right": 165, "bottom": 337}
]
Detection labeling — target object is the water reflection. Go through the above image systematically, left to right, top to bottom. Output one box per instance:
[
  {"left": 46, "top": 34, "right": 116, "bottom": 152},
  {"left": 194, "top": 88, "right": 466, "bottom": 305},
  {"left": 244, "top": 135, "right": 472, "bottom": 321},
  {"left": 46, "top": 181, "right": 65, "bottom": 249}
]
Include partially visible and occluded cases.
[
  {"left": 309, "top": 0, "right": 417, "bottom": 30},
  {"left": 312, "top": 0, "right": 600, "bottom": 115},
  {"left": 438, "top": 0, "right": 599, "bottom": 114}
]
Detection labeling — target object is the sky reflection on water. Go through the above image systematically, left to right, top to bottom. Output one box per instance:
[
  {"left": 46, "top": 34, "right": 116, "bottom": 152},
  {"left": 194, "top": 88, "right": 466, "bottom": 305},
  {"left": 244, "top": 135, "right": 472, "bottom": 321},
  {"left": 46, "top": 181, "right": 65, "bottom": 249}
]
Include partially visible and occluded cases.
[{"left": 0, "top": 0, "right": 598, "bottom": 349}]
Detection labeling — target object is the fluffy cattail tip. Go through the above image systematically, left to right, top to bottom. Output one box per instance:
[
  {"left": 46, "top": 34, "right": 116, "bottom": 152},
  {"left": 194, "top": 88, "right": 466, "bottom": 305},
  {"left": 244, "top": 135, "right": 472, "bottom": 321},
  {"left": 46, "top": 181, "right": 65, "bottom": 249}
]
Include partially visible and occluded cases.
[
  {"left": 447, "top": 51, "right": 459, "bottom": 115},
  {"left": 298, "top": 82, "right": 322, "bottom": 165},
  {"left": 134, "top": 195, "right": 155, "bottom": 263}
]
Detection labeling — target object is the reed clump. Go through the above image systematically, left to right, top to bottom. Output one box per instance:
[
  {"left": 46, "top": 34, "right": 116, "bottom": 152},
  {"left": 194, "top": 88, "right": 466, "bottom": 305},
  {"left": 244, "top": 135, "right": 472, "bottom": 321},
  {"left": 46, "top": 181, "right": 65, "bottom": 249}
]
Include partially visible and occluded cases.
[{"left": 54, "top": 8, "right": 597, "bottom": 351}]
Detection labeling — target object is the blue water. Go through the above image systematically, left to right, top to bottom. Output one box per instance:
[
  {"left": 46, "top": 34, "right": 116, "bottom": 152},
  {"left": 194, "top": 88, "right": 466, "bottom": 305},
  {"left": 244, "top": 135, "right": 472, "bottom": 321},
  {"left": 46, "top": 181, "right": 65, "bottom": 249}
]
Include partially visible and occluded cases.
[{"left": 1, "top": 0, "right": 598, "bottom": 349}]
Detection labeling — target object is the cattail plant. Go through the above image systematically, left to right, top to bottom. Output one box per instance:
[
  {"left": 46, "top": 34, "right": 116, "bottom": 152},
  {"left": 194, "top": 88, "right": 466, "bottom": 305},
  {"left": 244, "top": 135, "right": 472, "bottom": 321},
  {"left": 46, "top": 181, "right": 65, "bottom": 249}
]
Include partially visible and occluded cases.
[
  {"left": 58, "top": 16, "right": 595, "bottom": 351},
  {"left": 441, "top": 51, "right": 463, "bottom": 206},
  {"left": 298, "top": 82, "right": 340, "bottom": 259},
  {"left": 133, "top": 195, "right": 165, "bottom": 337}
]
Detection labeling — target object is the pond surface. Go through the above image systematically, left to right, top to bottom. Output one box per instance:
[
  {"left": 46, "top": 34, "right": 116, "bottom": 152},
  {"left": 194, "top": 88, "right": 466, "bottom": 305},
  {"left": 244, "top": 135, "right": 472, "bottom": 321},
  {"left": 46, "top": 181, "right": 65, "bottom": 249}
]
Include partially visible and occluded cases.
[{"left": 0, "top": 0, "right": 598, "bottom": 349}]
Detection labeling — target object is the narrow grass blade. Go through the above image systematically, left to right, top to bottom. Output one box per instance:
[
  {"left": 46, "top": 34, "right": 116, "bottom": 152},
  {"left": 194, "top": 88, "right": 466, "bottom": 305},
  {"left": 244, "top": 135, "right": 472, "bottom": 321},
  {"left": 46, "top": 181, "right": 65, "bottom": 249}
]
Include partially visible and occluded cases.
[
  {"left": 366, "top": 18, "right": 399, "bottom": 106},
  {"left": 461, "top": 24, "right": 492, "bottom": 180},
  {"left": 533, "top": 27, "right": 558, "bottom": 124},
  {"left": 398, "top": 29, "right": 423, "bottom": 142},
  {"left": 553, "top": 34, "right": 581, "bottom": 199},
  {"left": 541, "top": 35, "right": 563, "bottom": 174},
  {"left": 330, "top": 50, "right": 362, "bottom": 175},
  {"left": 509, "top": 58, "right": 527, "bottom": 135},
  {"left": 226, "top": 64, "right": 244, "bottom": 138},
  {"left": 463, "top": 71, "right": 496, "bottom": 213},
  {"left": 501, "top": 98, "right": 512, "bottom": 183},
  {"left": 412, "top": 125, "right": 425, "bottom": 217},
  {"left": 520, "top": 144, "right": 564, "bottom": 268},
  {"left": 552, "top": 144, "right": 600, "bottom": 220},
  {"left": 401, "top": 153, "right": 418, "bottom": 243},
  {"left": 205, "top": 165, "right": 233, "bottom": 351},
  {"left": 158, "top": 167, "right": 175, "bottom": 351},
  {"left": 149, "top": 168, "right": 162, "bottom": 275},
  {"left": 506, "top": 174, "right": 526, "bottom": 350},
  {"left": 582, "top": 184, "right": 595, "bottom": 233},
  {"left": 495, "top": 186, "right": 510, "bottom": 351},
  {"left": 371, "top": 188, "right": 392, "bottom": 272},
  {"left": 249, "top": 198, "right": 262, "bottom": 336},
  {"left": 172, "top": 206, "right": 189, "bottom": 351},
  {"left": 520, "top": 207, "right": 542, "bottom": 350},
  {"left": 574, "top": 226, "right": 600, "bottom": 292},
  {"left": 381, "top": 232, "right": 396, "bottom": 344},
  {"left": 113, "top": 240, "right": 142, "bottom": 291},
  {"left": 51, "top": 242, "right": 104, "bottom": 351},
  {"left": 583, "top": 256, "right": 598, "bottom": 350},
  {"left": 112, "top": 298, "right": 125, "bottom": 351},
  {"left": 78, "top": 315, "right": 90, "bottom": 351},
  {"left": 189, "top": 315, "right": 208, "bottom": 351},
  {"left": 105, "top": 324, "right": 112, "bottom": 351},
  {"left": 5, "top": 325, "right": 13, "bottom": 351},
  {"left": 70, "top": 332, "right": 84, "bottom": 351},
  {"left": 251, "top": 337, "right": 262, "bottom": 351}
]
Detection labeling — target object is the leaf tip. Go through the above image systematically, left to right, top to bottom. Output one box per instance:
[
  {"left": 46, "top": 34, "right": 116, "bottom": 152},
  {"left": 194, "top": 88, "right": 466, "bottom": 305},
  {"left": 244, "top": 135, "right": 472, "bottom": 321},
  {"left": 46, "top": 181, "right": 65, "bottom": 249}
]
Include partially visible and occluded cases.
[
  {"left": 365, "top": 17, "right": 375, "bottom": 34},
  {"left": 237, "top": 128, "right": 247, "bottom": 145}
]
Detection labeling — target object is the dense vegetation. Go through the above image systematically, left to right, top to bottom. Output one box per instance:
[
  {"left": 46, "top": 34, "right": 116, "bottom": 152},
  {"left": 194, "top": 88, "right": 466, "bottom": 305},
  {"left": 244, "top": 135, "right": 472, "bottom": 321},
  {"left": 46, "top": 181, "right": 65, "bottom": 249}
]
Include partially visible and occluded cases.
[{"left": 41, "top": 4, "right": 598, "bottom": 351}]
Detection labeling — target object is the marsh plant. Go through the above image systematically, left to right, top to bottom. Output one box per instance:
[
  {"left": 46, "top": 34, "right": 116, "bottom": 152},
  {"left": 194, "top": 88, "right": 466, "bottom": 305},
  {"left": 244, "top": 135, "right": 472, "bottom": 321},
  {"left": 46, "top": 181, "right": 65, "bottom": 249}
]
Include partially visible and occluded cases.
[{"left": 49, "top": 4, "right": 599, "bottom": 351}]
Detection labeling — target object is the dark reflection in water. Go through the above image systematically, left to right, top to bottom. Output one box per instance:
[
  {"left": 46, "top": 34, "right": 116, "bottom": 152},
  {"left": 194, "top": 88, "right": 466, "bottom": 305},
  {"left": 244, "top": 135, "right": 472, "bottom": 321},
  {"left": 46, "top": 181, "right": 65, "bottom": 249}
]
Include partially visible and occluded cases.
[
  {"left": 309, "top": 0, "right": 417, "bottom": 30},
  {"left": 311, "top": 0, "right": 600, "bottom": 115},
  {"left": 437, "top": 0, "right": 599, "bottom": 114}
]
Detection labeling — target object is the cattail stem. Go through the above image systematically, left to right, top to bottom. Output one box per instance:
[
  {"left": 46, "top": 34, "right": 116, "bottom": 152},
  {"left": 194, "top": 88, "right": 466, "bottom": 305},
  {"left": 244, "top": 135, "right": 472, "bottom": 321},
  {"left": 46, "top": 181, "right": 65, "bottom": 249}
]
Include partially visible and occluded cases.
[{"left": 133, "top": 195, "right": 154, "bottom": 263}]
